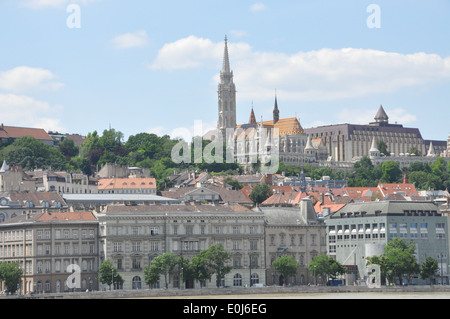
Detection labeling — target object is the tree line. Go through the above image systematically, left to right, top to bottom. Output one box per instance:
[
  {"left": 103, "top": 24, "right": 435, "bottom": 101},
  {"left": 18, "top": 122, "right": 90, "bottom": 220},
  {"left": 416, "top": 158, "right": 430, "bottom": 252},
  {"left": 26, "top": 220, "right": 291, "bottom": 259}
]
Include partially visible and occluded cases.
[
  {"left": 1, "top": 129, "right": 449, "bottom": 191},
  {"left": 279, "top": 156, "right": 450, "bottom": 191}
]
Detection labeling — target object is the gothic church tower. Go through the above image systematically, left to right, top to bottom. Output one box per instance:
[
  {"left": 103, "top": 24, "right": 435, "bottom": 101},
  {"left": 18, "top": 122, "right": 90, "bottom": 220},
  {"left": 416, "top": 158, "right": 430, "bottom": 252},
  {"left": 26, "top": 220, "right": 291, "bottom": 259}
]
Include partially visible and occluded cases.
[{"left": 217, "top": 36, "right": 236, "bottom": 136}]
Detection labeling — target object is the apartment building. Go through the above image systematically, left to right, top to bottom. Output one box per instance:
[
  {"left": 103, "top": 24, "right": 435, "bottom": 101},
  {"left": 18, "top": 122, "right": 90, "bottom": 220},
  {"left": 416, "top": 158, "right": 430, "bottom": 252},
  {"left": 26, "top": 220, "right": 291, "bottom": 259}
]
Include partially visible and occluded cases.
[
  {"left": 97, "top": 203, "right": 266, "bottom": 290},
  {"left": 0, "top": 211, "right": 99, "bottom": 294}
]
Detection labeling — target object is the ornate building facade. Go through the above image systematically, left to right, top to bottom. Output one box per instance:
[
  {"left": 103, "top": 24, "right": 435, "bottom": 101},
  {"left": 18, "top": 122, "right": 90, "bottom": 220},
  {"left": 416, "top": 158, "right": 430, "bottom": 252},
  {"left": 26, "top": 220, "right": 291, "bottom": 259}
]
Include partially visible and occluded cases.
[{"left": 97, "top": 204, "right": 266, "bottom": 290}]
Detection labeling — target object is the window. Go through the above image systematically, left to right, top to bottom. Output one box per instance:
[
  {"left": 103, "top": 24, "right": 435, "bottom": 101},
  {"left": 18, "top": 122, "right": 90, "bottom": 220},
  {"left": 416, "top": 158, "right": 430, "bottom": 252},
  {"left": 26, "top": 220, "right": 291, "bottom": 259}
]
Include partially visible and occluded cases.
[
  {"left": 420, "top": 223, "right": 428, "bottom": 238},
  {"left": 436, "top": 223, "right": 446, "bottom": 239},
  {"left": 185, "top": 225, "right": 194, "bottom": 235},
  {"left": 150, "top": 227, "right": 159, "bottom": 236},
  {"left": 250, "top": 240, "right": 258, "bottom": 251},
  {"left": 132, "top": 241, "right": 141, "bottom": 252},
  {"left": 150, "top": 241, "right": 159, "bottom": 252},
  {"left": 113, "top": 242, "right": 122, "bottom": 252},
  {"left": 233, "top": 256, "right": 241, "bottom": 268},
  {"left": 132, "top": 259, "right": 141, "bottom": 269},
  {"left": 233, "top": 274, "right": 242, "bottom": 287},
  {"left": 132, "top": 276, "right": 142, "bottom": 290}
]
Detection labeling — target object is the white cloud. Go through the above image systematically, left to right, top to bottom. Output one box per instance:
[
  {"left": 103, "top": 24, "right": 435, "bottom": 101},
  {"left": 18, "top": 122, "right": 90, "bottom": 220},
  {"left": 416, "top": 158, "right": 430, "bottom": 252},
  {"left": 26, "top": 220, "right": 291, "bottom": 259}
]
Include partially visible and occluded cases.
[
  {"left": 250, "top": 3, "right": 267, "bottom": 12},
  {"left": 111, "top": 30, "right": 149, "bottom": 49},
  {"left": 230, "top": 30, "right": 248, "bottom": 38},
  {"left": 149, "top": 35, "right": 251, "bottom": 70},
  {"left": 150, "top": 36, "right": 450, "bottom": 102},
  {"left": 0, "top": 66, "right": 64, "bottom": 93},
  {"left": 0, "top": 93, "right": 65, "bottom": 132}
]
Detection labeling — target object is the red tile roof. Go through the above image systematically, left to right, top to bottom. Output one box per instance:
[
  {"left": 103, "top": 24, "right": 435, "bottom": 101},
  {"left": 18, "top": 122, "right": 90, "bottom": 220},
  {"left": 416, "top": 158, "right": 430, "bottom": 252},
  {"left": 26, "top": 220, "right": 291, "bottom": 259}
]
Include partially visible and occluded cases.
[
  {"left": 0, "top": 125, "right": 53, "bottom": 141},
  {"left": 98, "top": 177, "right": 157, "bottom": 190},
  {"left": 37, "top": 211, "right": 96, "bottom": 222}
]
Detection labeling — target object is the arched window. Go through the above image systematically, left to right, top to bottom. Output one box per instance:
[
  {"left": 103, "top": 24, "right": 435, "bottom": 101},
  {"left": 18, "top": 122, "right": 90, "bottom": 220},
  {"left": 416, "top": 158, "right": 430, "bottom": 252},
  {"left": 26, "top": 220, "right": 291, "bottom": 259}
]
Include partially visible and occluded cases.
[
  {"left": 0, "top": 212, "right": 6, "bottom": 223},
  {"left": 233, "top": 273, "right": 242, "bottom": 287},
  {"left": 250, "top": 273, "right": 259, "bottom": 286},
  {"left": 132, "top": 276, "right": 142, "bottom": 290},
  {"left": 45, "top": 280, "right": 51, "bottom": 292}
]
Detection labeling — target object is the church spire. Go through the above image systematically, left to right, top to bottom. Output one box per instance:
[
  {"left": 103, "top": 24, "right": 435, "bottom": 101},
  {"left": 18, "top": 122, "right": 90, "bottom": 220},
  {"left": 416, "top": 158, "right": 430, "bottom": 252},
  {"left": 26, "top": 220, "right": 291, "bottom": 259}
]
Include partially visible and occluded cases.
[
  {"left": 217, "top": 35, "right": 236, "bottom": 134},
  {"left": 222, "top": 35, "right": 230, "bottom": 73},
  {"left": 273, "top": 90, "right": 280, "bottom": 124},
  {"left": 249, "top": 102, "right": 256, "bottom": 124}
]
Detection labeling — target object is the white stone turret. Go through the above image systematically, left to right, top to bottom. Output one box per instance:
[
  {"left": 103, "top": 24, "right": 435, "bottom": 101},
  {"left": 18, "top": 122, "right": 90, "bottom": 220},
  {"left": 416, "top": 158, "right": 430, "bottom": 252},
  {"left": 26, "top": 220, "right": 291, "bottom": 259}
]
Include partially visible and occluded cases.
[{"left": 369, "top": 138, "right": 380, "bottom": 159}]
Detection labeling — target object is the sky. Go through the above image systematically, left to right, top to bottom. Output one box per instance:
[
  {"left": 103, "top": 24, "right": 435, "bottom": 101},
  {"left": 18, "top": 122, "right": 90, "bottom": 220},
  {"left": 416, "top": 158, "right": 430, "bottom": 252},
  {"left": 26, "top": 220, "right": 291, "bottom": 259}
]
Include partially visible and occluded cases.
[{"left": 0, "top": 0, "right": 449, "bottom": 143}]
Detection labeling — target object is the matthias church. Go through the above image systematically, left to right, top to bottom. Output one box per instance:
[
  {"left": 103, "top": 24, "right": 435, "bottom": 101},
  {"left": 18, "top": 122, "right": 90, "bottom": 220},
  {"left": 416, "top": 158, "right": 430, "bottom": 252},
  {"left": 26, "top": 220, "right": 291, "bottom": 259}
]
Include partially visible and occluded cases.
[{"left": 205, "top": 36, "right": 450, "bottom": 171}]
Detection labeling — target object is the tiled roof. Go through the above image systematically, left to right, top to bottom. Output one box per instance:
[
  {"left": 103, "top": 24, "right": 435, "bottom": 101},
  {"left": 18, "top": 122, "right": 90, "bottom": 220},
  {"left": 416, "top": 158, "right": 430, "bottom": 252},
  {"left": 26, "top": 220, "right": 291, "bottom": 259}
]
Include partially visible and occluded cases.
[
  {"left": 0, "top": 125, "right": 53, "bottom": 141},
  {"left": 98, "top": 177, "right": 157, "bottom": 190},
  {"left": 377, "top": 183, "right": 418, "bottom": 197},
  {"left": 161, "top": 185, "right": 252, "bottom": 204},
  {"left": 0, "top": 191, "right": 67, "bottom": 207},
  {"left": 261, "top": 192, "right": 299, "bottom": 206},
  {"left": 104, "top": 203, "right": 252, "bottom": 214},
  {"left": 37, "top": 211, "right": 97, "bottom": 222}
]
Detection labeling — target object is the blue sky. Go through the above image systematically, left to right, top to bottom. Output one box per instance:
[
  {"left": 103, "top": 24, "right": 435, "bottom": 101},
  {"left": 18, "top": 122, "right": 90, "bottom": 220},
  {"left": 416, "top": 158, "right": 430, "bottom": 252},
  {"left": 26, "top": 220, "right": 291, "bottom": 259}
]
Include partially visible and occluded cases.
[{"left": 0, "top": 0, "right": 449, "bottom": 142}]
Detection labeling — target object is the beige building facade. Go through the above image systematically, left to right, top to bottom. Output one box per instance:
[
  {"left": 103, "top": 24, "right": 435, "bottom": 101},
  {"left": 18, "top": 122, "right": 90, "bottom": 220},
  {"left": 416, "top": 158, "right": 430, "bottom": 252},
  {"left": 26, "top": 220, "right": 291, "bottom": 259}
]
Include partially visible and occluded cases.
[
  {"left": 262, "top": 198, "right": 327, "bottom": 286},
  {"left": 97, "top": 204, "right": 266, "bottom": 290},
  {"left": 0, "top": 211, "right": 99, "bottom": 294}
]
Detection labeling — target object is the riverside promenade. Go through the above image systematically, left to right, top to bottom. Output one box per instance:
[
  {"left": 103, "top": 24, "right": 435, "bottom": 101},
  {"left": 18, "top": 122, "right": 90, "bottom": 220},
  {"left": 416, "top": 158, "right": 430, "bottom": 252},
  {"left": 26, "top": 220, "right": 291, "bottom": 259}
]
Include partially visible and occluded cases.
[{"left": 12, "top": 285, "right": 450, "bottom": 299}]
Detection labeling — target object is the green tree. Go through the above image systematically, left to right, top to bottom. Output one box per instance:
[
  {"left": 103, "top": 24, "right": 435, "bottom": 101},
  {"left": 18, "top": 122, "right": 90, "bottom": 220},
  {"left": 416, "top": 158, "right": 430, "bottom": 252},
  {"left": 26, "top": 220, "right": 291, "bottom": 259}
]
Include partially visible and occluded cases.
[
  {"left": 0, "top": 136, "right": 66, "bottom": 171},
  {"left": 59, "top": 138, "right": 79, "bottom": 161},
  {"left": 377, "top": 140, "right": 390, "bottom": 156},
  {"left": 349, "top": 156, "right": 382, "bottom": 187},
  {"left": 381, "top": 160, "right": 402, "bottom": 183},
  {"left": 408, "top": 171, "right": 429, "bottom": 190},
  {"left": 225, "top": 177, "right": 243, "bottom": 190},
  {"left": 249, "top": 183, "right": 273, "bottom": 206},
  {"left": 367, "top": 238, "right": 419, "bottom": 285},
  {"left": 192, "top": 244, "right": 232, "bottom": 288},
  {"left": 144, "top": 253, "right": 178, "bottom": 289},
  {"left": 308, "top": 254, "right": 346, "bottom": 285},
  {"left": 272, "top": 256, "right": 299, "bottom": 286},
  {"left": 420, "top": 257, "right": 439, "bottom": 286},
  {"left": 98, "top": 260, "right": 123, "bottom": 290},
  {"left": 0, "top": 262, "right": 23, "bottom": 293},
  {"left": 143, "top": 264, "right": 161, "bottom": 288}
]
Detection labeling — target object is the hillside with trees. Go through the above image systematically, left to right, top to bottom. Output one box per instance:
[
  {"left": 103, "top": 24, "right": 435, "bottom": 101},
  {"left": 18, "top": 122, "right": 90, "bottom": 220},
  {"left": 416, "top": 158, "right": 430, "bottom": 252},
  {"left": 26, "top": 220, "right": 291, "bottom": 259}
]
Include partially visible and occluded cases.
[{"left": 1, "top": 128, "right": 449, "bottom": 192}]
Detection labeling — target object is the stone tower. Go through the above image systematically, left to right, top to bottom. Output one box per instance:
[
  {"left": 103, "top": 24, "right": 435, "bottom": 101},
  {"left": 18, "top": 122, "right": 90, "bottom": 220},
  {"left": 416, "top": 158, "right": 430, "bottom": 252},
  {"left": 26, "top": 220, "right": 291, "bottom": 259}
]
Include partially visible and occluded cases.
[{"left": 217, "top": 35, "right": 236, "bottom": 137}]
